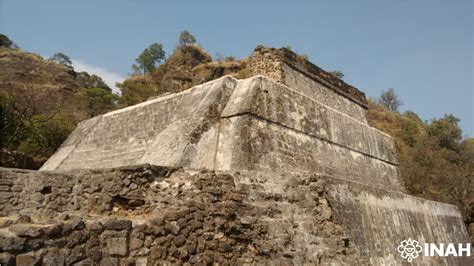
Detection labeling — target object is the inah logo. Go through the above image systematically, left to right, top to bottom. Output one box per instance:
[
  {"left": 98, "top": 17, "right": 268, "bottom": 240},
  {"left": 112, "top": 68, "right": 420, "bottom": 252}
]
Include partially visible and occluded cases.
[
  {"left": 397, "top": 238, "right": 423, "bottom": 262},
  {"left": 397, "top": 238, "right": 471, "bottom": 261}
]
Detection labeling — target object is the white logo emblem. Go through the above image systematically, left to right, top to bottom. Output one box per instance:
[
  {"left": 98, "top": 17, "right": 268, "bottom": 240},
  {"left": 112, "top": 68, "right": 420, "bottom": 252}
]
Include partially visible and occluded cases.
[{"left": 398, "top": 238, "right": 423, "bottom": 262}]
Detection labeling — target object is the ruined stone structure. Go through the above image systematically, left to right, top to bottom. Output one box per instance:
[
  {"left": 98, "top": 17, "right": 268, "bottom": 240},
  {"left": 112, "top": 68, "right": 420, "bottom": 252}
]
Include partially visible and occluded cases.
[{"left": 1, "top": 46, "right": 471, "bottom": 265}]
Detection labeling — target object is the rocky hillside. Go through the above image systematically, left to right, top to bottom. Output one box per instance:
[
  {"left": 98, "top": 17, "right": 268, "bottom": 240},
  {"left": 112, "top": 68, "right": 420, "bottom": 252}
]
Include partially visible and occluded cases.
[{"left": 0, "top": 47, "right": 85, "bottom": 117}]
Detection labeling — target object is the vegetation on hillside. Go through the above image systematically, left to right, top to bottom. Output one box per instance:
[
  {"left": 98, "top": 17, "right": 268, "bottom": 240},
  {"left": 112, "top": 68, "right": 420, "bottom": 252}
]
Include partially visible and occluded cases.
[
  {"left": 118, "top": 31, "right": 249, "bottom": 107},
  {"left": 0, "top": 35, "right": 117, "bottom": 160},
  {"left": 132, "top": 43, "right": 166, "bottom": 74},
  {"left": 368, "top": 98, "right": 473, "bottom": 237}
]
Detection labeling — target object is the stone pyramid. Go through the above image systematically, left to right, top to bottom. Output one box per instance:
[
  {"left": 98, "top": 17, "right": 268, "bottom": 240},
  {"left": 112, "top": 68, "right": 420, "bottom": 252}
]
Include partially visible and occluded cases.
[{"left": 1, "top": 46, "right": 470, "bottom": 265}]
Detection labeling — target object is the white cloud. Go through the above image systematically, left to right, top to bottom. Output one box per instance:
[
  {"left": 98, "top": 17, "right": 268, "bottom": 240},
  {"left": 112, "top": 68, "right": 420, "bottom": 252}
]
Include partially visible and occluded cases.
[{"left": 71, "top": 59, "right": 124, "bottom": 94}]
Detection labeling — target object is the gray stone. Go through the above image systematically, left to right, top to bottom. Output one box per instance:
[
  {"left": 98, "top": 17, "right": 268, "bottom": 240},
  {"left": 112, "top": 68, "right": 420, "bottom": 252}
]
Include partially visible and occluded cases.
[
  {"left": 103, "top": 219, "right": 132, "bottom": 230},
  {"left": 166, "top": 221, "right": 180, "bottom": 235},
  {"left": 41, "top": 223, "right": 63, "bottom": 237},
  {"left": 8, "top": 224, "right": 42, "bottom": 238},
  {"left": 0, "top": 230, "right": 25, "bottom": 250},
  {"left": 67, "top": 230, "right": 88, "bottom": 248},
  {"left": 173, "top": 235, "right": 186, "bottom": 247},
  {"left": 105, "top": 237, "right": 128, "bottom": 256},
  {"left": 130, "top": 237, "right": 144, "bottom": 250},
  {"left": 67, "top": 245, "right": 84, "bottom": 264},
  {"left": 85, "top": 246, "right": 102, "bottom": 262},
  {"left": 42, "top": 249, "right": 66, "bottom": 265},
  {"left": 0, "top": 253, "right": 14, "bottom": 265},
  {"left": 100, "top": 257, "right": 119, "bottom": 266},
  {"left": 135, "top": 257, "right": 148, "bottom": 266},
  {"left": 75, "top": 258, "right": 95, "bottom": 266}
]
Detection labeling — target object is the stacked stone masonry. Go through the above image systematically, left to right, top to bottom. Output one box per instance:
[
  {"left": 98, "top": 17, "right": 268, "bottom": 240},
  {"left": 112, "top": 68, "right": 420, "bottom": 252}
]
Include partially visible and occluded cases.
[
  {"left": 1, "top": 46, "right": 470, "bottom": 264},
  {"left": 249, "top": 46, "right": 369, "bottom": 122},
  {"left": 40, "top": 74, "right": 401, "bottom": 191},
  {"left": 0, "top": 166, "right": 368, "bottom": 265},
  {"left": 1, "top": 166, "right": 471, "bottom": 265}
]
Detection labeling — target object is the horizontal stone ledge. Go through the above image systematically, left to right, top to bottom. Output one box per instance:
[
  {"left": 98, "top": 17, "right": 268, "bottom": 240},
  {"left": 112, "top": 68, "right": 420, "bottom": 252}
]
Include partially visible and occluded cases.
[
  {"left": 249, "top": 46, "right": 368, "bottom": 109},
  {"left": 221, "top": 76, "right": 398, "bottom": 165},
  {"left": 215, "top": 115, "right": 403, "bottom": 191}
]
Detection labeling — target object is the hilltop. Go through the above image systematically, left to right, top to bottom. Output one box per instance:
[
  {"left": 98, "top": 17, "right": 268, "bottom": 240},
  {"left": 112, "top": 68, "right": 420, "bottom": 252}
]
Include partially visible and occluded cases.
[
  {"left": 0, "top": 44, "right": 116, "bottom": 165},
  {"left": 118, "top": 44, "right": 250, "bottom": 106}
]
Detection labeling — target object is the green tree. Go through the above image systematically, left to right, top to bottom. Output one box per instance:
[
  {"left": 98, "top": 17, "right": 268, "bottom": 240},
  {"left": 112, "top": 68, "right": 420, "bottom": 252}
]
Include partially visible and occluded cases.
[
  {"left": 179, "top": 30, "right": 196, "bottom": 47},
  {"left": 0, "top": 34, "right": 13, "bottom": 48},
  {"left": 133, "top": 43, "right": 166, "bottom": 74},
  {"left": 49, "top": 52, "right": 73, "bottom": 70},
  {"left": 76, "top": 72, "right": 111, "bottom": 91},
  {"left": 117, "top": 79, "right": 155, "bottom": 106},
  {"left": 83, "top": 87, "right": 118, "bottom": 117},
  {"left": 378, "top": 88, "right": 403, "bottom": 112},
  {"left": 1, "top": 91, "right": 74, "bottom": 156},
  {"left": 1, "top": 93, "right": 27, "bottom": 149},
  {"left": 17, "top": 113, "right": 74, "bottom": 156},
  {"left": 427, "top": 114, "right": 462, "bottom": 150}
]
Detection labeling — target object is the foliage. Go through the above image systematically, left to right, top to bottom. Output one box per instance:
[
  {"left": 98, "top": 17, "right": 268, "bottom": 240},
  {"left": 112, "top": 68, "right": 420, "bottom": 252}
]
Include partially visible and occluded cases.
[
  {"left": 179, "top": 30, "right": 197, "bottom": 47},
  {"left": 0, "top": 34, "right": 13, "bottom": 48},
  {"left": 132, "top": 43, "right": 166, "bottom": 74},
  {"left": 49, "top": 52, "right": 73, "bottom": 70},
  {"left": 215, "top": 52, "right": 236, "bottom": 62},
  {"left": 235, "top": 67, "right": 252, "bottom": 79},
  {"left": 329, "top": 70, "right": 344, "bottom": 79},
  {"left": 76, "top": 72, "right": 111, "bottom": 91},
  {"left": 117, "top": 77, "right": 156, "bottom": 106},
  {"left": 82, "top": 87, "right": 118, "bottom": 117},
  {"left": 378, "top": 88, "right": 403, "bottom": 112},
  {"left": 1, "top": 93, "right": 74, "bottom": 157},
  {"left": 1, "top": 93, "right": 26, "bottom": 149},
  {"left": 367, "top": 100, "right": 473, "bottom": 230},
  {"left": 16, "top": 113, "right": 74, "bottom": 156},
  {"left": 427, "top": 114, "right": 462, "bottom": 150}
]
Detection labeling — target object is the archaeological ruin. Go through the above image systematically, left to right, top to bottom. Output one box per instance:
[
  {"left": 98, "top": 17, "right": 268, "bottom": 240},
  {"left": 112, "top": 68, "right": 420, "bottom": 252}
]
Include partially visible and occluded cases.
[{"left": 0, "top": 46, "right": 471, "bottom": 265}]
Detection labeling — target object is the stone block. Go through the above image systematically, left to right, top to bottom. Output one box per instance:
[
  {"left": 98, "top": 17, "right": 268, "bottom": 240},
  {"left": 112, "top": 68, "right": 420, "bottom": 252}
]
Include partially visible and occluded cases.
[
  {"left": 105, "top": 237, "right": 128, "bottom": 256},
  {"left": 42, "top": 249, "right": 66, "bottom": 265},
  {"left": 16, "top": 252, "right": 38, "bottom": 266},
  {"left": 100, "top": 257, "right": 119, "bottom": 266}
]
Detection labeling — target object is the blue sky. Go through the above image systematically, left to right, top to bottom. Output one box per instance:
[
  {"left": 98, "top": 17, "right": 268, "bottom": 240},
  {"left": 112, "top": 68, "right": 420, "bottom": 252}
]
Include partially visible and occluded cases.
[{"left": 1, "top": 0, "right": 473, "bottom": 136}]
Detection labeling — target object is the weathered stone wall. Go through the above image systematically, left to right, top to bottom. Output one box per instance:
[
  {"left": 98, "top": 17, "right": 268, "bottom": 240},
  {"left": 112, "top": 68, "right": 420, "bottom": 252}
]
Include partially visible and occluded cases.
[
  {"left": 25, "top": 46, "right": 472, "bottom": 264},
  {"left": 249, "top": 46, "right": 369, "bottom": 122},
  {"left": 282, "top": 63, "right": 369, "bottom": 123},
  {"left": 41, "top": 76, "right": 237, "bottom": 171},
  {"left": 41, "top": 76, "right": 400, "bottom": 192},
  {"left": 222, "top": 76, "right": 397, "bottom": 164},
  {"left": 215, "top": 115, "right": 402, "bottom": 191},
  {"left": 0, "top": 166, "right": 366, "bottom": 265},
  {"left": 1, "top": 166, "right": 470, "bottom": 265},
  {"left": 327, "top": 179, "right": 472, "bottom": 265}
]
